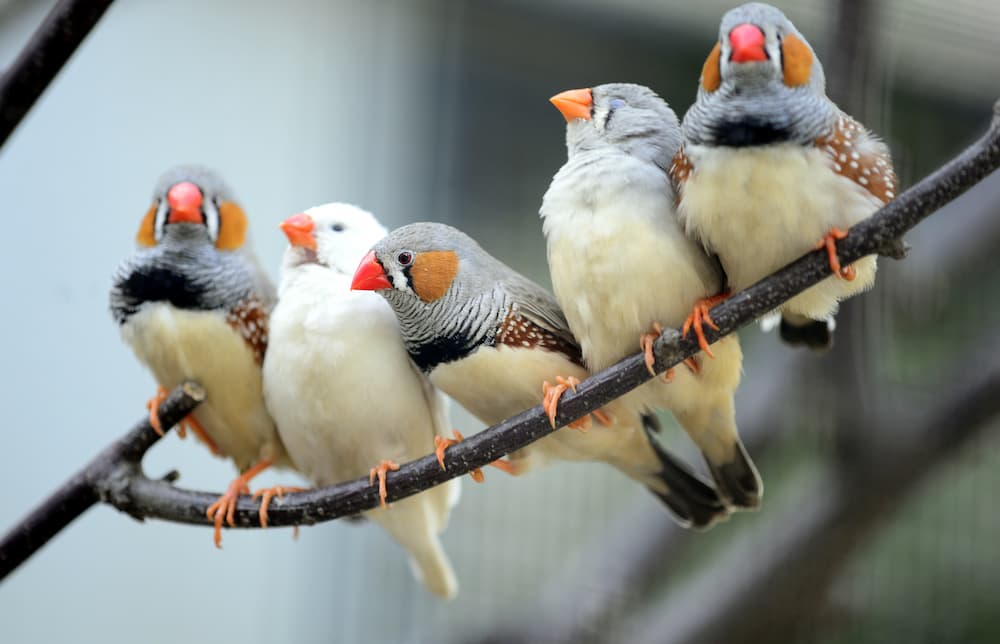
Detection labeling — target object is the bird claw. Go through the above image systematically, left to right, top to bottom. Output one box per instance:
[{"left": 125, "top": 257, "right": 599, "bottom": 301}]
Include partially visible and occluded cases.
[
  {"left": 815, "top": 227, "right": 856, "bottom": 281},
  {"left": 681, "top": 291, "right": 729, "bottom": 358},
  {"left": 639, "top": 322, "right": 665, "bottom": 376},
  {"left": 542, "top": 376, "right": 609, "bottom": 432},
  {"left": 145, "top": 386, "right": 221, "bottom": 455},
  {"left": 435, "top": 429, "right": 516, "bottom": 483},
  {"left": 204, "top": 459, "right": 274, "bottom": 548},
  {"left": 368, "top": 459, "right": 401, "bottom": 507},
  {"left": 251, "top": 485, "right": 306, "bottom": 528}
]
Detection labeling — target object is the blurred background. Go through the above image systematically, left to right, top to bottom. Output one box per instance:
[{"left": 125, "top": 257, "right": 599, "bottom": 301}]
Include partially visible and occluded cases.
[{"left": 1, "top": 0, "right": 999, "bottom": 642}]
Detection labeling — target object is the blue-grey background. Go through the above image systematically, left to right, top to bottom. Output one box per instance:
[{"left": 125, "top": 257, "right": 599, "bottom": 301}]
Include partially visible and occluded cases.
[{"left": 1, "top": 1, "right": 999, "bottom": 643}]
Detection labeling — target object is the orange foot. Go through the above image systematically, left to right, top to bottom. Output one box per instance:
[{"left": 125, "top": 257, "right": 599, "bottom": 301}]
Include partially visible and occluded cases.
[
  {"left": 816, "top": 227, "right": 856, "bottom": 281},
  {"left": 682, "top": 291, "right": 730, "bottom": 358},
  {"left": 639, "top": 323, "right": 676, "bottom": 383},
  {"left": 541, "top": 376, "right": 613, "bottom": 432},
  {"left": 146, "top": 386, "right": 221, "bottom": 455},
  {"left": 434, "top": 429, "right": 516, "bottom": 483},
  {"left": 205, "top": 458, "right": 273, "bottom": 548},
  {"left": 369, "top": 459, "right": 400, "bottom": 508},
  {"left": 252, "top": 485, "right": 306, "bottom": 528}
]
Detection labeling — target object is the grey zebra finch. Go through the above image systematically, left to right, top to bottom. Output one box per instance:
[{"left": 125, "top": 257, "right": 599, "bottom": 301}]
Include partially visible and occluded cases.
[
  {"left": 673, "top": 2, "right": 898, "bottom": 350},
  {"left": 542, "top": 82, "right": 760, "bottom": 512},
  {"left": 110, "top": 164, "right": 291, "bottom": 547},
  {"left": 352, "top": 221, "right": 729, "bottom": 530}
]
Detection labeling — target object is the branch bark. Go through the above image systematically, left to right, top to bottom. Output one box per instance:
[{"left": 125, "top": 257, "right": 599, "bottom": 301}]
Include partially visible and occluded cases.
[
  {"left": 0, "top": 0, "right": 114, "bottom": 148},
  {"left": 1, "top": 100, "right": 998, "bottom": 581},
  {"left": 0, "top": 383, "right": 203, "bottom": 580}
]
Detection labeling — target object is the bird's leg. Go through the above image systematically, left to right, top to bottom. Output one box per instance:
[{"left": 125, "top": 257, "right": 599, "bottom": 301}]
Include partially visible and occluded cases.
[
  {"left": 815, "top": 227, "right": 856, "bottom": 281},
  {"left": 681, "top": 290, "right": 730, "bottom": 358},
  {"left": 639, "top": 323, "right": 676, "bottom": 383},
  {"left": 541, "top": 376, "right": 612, "bottom": 432},
  {"left": 145, "top": 386, "right": 171, "bottom": 436},
  {"left": 146, "top": 386, "right": 221, "bottom": 455},
  {"left": 177, "top": 412, "right": 222, "bottom": 456},
  {"left": 434, "top": 429, "right": 516, "bottom": 483},
  {"left": 205, "top": 458, "right": 274, "bottom": 548},
  {"left": 369, "top": 459, "right": 401, "bottom": 507},
  {"left": 251, "top": 485, "right": 307, "bottom": 528}
]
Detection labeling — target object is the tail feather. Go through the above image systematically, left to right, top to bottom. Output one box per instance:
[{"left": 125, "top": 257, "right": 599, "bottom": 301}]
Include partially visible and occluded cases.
[
  {"left": 779, "top": 314, "right": 834, "bottom": 351},
  {"left": 644, "top": 431, "right": 728, "bottom": 530},
  {"left": 705, "top": 438, "right": 762, "bottom": 510}
]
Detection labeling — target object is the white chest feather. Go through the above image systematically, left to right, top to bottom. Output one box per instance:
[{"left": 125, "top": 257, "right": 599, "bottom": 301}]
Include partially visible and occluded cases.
[
  {"left": 678, "top": 144, "right": 880, "bottom": 318},
  {"left": 542, "top": 159, "right": 721, "bottom": 371},
  {"left": 264, "top": 279, "right": 448, "bottom": 487},
  {"left": 121, "top": 303, "right": 281, "bottom": 470}
]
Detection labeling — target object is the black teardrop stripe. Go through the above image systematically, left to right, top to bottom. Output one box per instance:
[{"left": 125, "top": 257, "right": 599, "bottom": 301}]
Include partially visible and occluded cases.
[{"left": 111, "top": 266, "right": 208, "bottom": 324}]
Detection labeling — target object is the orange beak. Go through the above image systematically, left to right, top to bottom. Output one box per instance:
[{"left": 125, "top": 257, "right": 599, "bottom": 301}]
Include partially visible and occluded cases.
[
  {"left": 729, "top": 23, "right": 767, "bottom": 63},
  {"left": 549, "top": 88, "right": 593, "bottom": 122},
  {"left": 166, "top": 181, "right": 203, "bottom": 224},
  {"left": 280, "top": 213, "right": 317, "bottom": 250},
  {"left": 351, "top": 250, "right": 392, "bottom": 291}
]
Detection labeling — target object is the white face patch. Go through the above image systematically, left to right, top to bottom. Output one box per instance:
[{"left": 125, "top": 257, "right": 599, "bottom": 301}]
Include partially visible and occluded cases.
[
  {"left": 153, "top": 199, "right": 169, "bottom": 242},
  {"left": 203, "top": 199, "right": 221, "bottom": 243},
  {"left": 388, "top": 264, "right": 414, "bottom": 295}
]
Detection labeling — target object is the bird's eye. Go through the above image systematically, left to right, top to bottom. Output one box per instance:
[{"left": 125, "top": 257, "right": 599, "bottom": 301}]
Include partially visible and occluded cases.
[
  {"left": 609, "top": 98, "right": 626, "bottom": 110},
  {"left": 331, "top": 223, "right": 345, "bottom": 232},
  {"left": 397, "top": 250, "right": 414, "bottom": 266}
]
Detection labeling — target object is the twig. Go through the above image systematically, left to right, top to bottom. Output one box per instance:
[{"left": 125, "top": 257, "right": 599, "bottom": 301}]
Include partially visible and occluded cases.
[
  {"left": 0, "top": 0, "right": 114, "bottom": 148},
  {"left": 2, "top": 100, "right": 999, "bottom": 575},
  {"left": 0, "top": 383, "right": 203, "bottom": 580}
]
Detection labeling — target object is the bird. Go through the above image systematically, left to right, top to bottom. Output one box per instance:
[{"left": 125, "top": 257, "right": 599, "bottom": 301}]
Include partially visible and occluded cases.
[
  {"left": 673, "top": 2, "right": 898, "bottom": 350},
  {"left": 542, "top": 82, "right": 761, "bottom": 511},
  {"left": 109, "top": 164, "right": 292, "bottom": 547},
  {"left": 263, "top": 203, "right": 461, "bottom": 599},
  {"left": 351, "top": 222, "right": 730, "bottom": 529}
]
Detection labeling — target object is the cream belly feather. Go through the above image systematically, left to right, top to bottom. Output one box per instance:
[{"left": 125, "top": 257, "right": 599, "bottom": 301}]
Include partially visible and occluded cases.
[
  {"left": 678, "top": 143, "right": 880, "bottom": 320},
  {"left": 264, "top": 273, "right": 459, "bottom": 599},
  {"left": 121, "top": 303, "right": 284, "bottom": 471},
  {"left": 430, "top": 344, "right": 664, "bottom": 483}
]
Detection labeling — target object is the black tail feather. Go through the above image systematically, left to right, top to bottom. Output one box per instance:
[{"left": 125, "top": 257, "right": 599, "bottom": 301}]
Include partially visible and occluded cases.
[
  {"left": 779, "top": 315, "right": 833, "bottom": 351},
  {"left": 645, "top": 430, "right": 728, "bottom": 530},
  {"left": 706, "top": 439, "right": 762, "bottom": 510}
]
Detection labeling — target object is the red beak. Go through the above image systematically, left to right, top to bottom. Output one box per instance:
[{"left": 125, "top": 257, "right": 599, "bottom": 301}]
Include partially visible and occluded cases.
[
  {"left": 729, "top": 23, "right": 767, "bottom": 63},
  {"left": 549, "top": 88, "right": 593, "bottom": 122},
  {"left": 166, "top": 181, "right": 203, "bottom": 224},
  {"left": 279, "top": 213, "right": 317, "bottom": 250},
  {"left": 351, "top": 250, "right": 392, "bottom": 291}
]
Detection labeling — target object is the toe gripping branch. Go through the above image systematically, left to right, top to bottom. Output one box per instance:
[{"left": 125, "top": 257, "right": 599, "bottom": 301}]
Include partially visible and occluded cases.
[
  {"left": 816, "top": 227, "right": 857, "bottom": 281},
  {"left": 542, "top": 376, "right": 613, "bottom": 431},
  {"left": 435, "top": 430, "right": 516, "bottom": 483}
]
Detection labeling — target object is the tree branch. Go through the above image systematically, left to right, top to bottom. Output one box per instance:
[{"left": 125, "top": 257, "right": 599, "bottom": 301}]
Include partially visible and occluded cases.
[
  {"left": 0, "top": 0, "right": 114, "bottom": 148},
  {"left": 2, "top": 100, "right": 998, "bottom": 581},
  {"left": 0, "top": 382, "right": 203, "bottom": 580}
]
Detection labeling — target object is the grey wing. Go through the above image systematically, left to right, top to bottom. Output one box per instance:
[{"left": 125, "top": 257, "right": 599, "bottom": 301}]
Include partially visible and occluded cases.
[
  {"left": 240, "top": 246, "right": 278, "bottom": 309},
  {"left": 500, "top": 272, "right": 579, "bottom": 349}
]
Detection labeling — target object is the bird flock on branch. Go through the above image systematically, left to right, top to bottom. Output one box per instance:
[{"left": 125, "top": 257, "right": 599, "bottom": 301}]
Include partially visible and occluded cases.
[{"left": 29, "top": 3, "right": 914, "bottom": 598}]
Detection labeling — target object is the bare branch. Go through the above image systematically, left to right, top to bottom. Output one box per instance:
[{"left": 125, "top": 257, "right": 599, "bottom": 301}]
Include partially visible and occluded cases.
[
  {"left": 0, "top": 0, "right": 115, "bottom": 148},
  {"left": 1, "top": 100, "right": 998, "bottom": 580},
  {"left": 0, "top": 383, "right": 203, "bottom": 580}
]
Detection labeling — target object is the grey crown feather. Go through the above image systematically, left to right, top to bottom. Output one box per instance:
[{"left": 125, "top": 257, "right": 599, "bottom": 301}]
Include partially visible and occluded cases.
[{"left": 682, "top": 2, "right": 837, "bottom": 146}]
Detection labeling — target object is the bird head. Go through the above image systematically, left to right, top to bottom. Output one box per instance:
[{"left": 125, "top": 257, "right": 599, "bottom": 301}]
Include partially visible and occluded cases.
[
  {"left": 685, "top": 3, "right": 833, "bottom": 146},
  {"left": 550, "top": 83, "right": 681, "bottom": 167},
  {"left": 135, "top": 164, "right": 248, "bottom": 252},
  {"left": 279, "top": 203, "right": 387, "bottom": 276},
  {"left": 351, "top": 222, "right": 510, "bottom": 369}
]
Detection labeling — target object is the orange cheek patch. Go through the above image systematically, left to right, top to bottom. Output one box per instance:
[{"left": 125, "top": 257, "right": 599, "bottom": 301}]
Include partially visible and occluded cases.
[
  {"left": 781, "top": 34, "right": 813, "bottom": 87},
  {"left": 701, "top": 43, "right": 722, "bottom": 92},
  {"left": 215, "top": 201, "right": 248, "bottom": 251},
  {"left": 136, "top": 204, "right": 157, "bottom": 246},
  {"left": 410, "top": 251, "right": 459, "bottom": 303}
]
